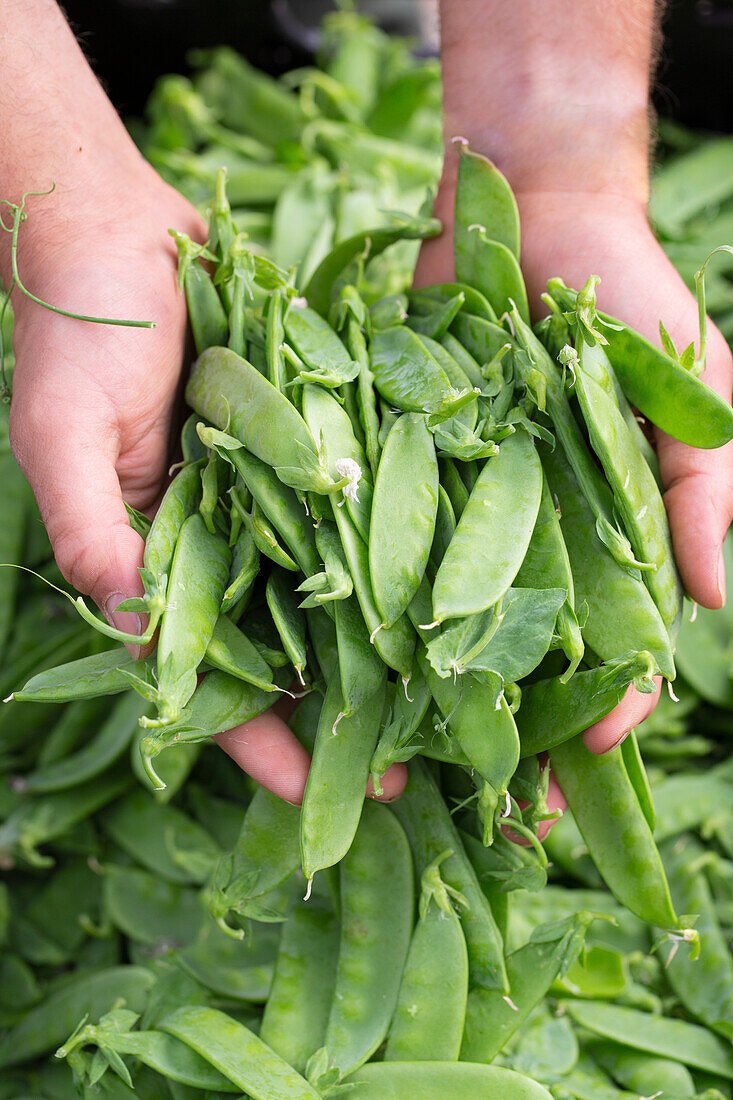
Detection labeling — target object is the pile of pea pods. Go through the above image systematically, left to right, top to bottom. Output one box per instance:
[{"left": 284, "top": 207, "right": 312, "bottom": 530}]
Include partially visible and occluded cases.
[{"left": 3, "top": 11, "right": 733, "bottom": 1100}]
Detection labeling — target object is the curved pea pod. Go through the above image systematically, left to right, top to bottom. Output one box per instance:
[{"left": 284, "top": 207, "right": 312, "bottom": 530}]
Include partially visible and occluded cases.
[
  {"left": 455, "top": 143, "right": 521, "bottom": 261},
  {"left": 303, "top": 214, "right": 441, "bottom": 316},
  {"left": 460, "top": 226, "right": 530, "bottom": 324},
  {"left": 171, "top": 233, "right": 229, "bottom": 356},
  {"left": 548, "top": 278, "right": 733, "bottom": 449},
  {"left": 410, "top": 281, "right": 498, "bottom": 323},
  {"left": 407, "top": 291, "right": 465, "bottom": 341},
  {"left": 284, "top": 301, "right": 359, "bottom": 388},
  {"left": 342, "top": 303, "right": 381, "bottom": 480},
  {"left": 450, "top": 310, "right": 514, "bottom": 368},
  {"left": 369, "top": 325, "right": 477, "bottom": 416},
  {"left": 575, "top": 339, "right": 682, "bottom": 632},
  {"left": 186, "top": 347, "right": 333, "bottom": 493},
  {"left": 369, "top": 413, "right": 439, "bottom": 627},
  {"left": 432, "top": 427, "right": 542, "bottom": 622},
  {"left": 542, "top": 440, "right": 675, "bottom": 680},
  {"left": 144, "top": 460, "right": 205, "bottom": 584},
  {"left": 148, "top": 514, "right": 231, "bottom": 726},
  {"left": 221, "top": 525, "right": 259, "bottom": 615},
  {"left": 266, "top": 569, "right": 308, "bottom": 685},
  {"left": 333, "top": 593, "right": 385, "bottom": 717},
  {"left": 206, "top": 615, "right": 275, "bottom": 692},
  {"left": 11, "top": 647, "right": 155, "bottom": 703},
  {"left": 516, "top": 653, "right": 657, "bottom": 758},
  {"left": 300, "top": 672, "right": 387, "bottom": 882},
  {"left": 20, "top": 691, "right": 147, "bottom": 793},
  {"left": 549, "top": 737, "right": 683, "bottom": 930},
  {"left": 391, "top": 759, "right": 509, "bottom": 993},
  {"left": 206, "top": 785, "right": 300, "bottom": 934},
  {"left": 314, "top": 802, "right": 413, "bottom": 1083},
  {"left": 658, "top": 835, "right": 733, "bottom": 1040},
  {"left": 384, "top": 852, "right": 468, "bottom": 1063},
  {"left": 103, "top": 864, "right": 205, "bottom": 948},
  {"left": 260, "top": 900, "right": 340, "bottom": 1075},
  {"left": 461, "top": 911, "right": 594, "bottom": 1063},
  {"left": 0, "top": 966, "right": 154, "bottom": 1069},
  {"left": 561, "top": 1001, "right": 733, "bottom": 1079},
  {"left": 160, "top": 1006, "right": 321, "bottom": 1099},
  {"left": 590, "top": 1041, "right": 696, "bottom": 1098},
  {"left": 329, "top": 1062, "right": 554, "bottom": 1099}
]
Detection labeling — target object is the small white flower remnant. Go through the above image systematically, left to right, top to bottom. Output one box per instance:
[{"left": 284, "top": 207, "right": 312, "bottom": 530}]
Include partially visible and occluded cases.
[
  {"left": 558, "top": 344, "right": 579, "bottom": 386},
  {"left": 335, "top": 458, "right": 361, "bottom": 504}
]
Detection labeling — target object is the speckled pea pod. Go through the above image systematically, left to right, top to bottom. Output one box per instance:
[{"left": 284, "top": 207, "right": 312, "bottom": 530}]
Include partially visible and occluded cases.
[{"left": 330, "top": 1062, "right": 554, "bottom": 1099}]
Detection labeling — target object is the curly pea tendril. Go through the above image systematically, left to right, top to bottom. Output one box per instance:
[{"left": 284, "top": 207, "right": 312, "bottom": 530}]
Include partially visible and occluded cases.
[{"left": 0, "top": 184, "right": 156, "bottom": 399}]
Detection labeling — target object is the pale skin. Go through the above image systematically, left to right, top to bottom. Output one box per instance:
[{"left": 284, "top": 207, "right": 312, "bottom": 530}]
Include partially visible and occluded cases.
[{"left": 2, "top": 0, "right": 731, "bottom": 823}]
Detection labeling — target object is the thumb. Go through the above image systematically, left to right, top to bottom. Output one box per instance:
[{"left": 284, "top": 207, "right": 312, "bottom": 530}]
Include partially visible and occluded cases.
[{"left": 10, "top": 396, "right": 145, "bottom": 636}]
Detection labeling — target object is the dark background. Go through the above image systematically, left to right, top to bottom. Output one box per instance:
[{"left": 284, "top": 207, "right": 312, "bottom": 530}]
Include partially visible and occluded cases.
[{"left": 62, "top": 0, "right": 733, "bottom": 132}]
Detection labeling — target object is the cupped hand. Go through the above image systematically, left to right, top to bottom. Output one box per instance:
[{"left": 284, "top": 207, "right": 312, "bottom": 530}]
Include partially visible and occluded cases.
[{"left": 417, "top": 178, "right": 733, "bottom": 817}]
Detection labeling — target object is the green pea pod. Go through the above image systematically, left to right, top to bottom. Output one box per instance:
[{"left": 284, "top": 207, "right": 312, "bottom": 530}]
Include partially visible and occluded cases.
[
  {"left": 194, "top": 47, "right": 306, "bottom": 144},
  {"left": 454, "top": 144, "right": 521, "bottom": 261},
  {"left": 303, "top": 215, "right": 440, "bottom": 316},
  {"left": 462, "top": 228, "right": 530, "bottom": 324},
  {"left": 172, "top": 236, "right": 229, "bottom": 356},
  {"left": 548, "top": 278, "right": 733, "bottom": 449},
  {"left": 411, "top": 281, "right": 498, "bottom": 322},
  {"left": 406, "top": 292, "right": 465, "bottom": 340},
  {"left": 284, "top": 301, "right": 359, "bottom": 388},
  {"left": 342, "top": 304, "right": 381, "bottom": 480},
  {"left": 450, "top": 310, "right": 513, "bottom": 367},
  {"left": 369, "top": 325, "right": 476, "bottom": 414},
  {"left": 440, "top": 330, "right": 487, "bottom": 390},
  {"left": 576, "top": 339, "right": 682, "bottom": 632},
  {"left": 186, "top": 347, "right": 332, "bottom": 493},
  {"left": 180, "top": 413, "right": 208, "bottom": 464},
  {"left": 369, "top": 413, "right": 439, "bottom": 627},
  {"left": 432, "top": 427, "right": 542, "bottom": 622},
  {"left": 439, "top": 456, "right": 470, "bottom": 518},
  {"left": 144, "top": 459, "right": 205, "bottom": 582},
  {"left": 430, "top": 484, "right": 457, "bottom": 566},
  {"left": 235, "top": 498, "right": 298, "bottom": 572},
  {"left": 149, "top": 513, "right": 231, "bottom": 725},
  {"left": 221, "top": 526, "right": 259, "bottom": 615},
  {"left": 266, "top": 569, "right": 308, "bottom": 685},
  {"left": 333, "top": 593, "right": 385, "bottom": 717},
  {"left": 205, "top": 616, "right": 276, "bottom": 692},
  {"left": 12, "top": 648, "right": 155, "bottom": 703},
  {"left": 517, "top": 654, "right": 656, "bottom": 758},
  {"left": 300, "top": 672, "right": 387, "bottom": 882},
  {"left": 20, "top": 692, "right": 148, "bottom": 793},
  {"left": 619, "top": 730, "right": 656, "bottom": 832},
  {"left": 549, "top": 737, "right": 681, "bottom": 930},
  {"left": 391, "top": 758, "right": 509, "bottom": 993},
  {"left": 316, "top": 802, "right": 413, "bottom": 1082},
  {"left": 384, "top": 852, "right": 468, "bottom": 1063},
  {"left": 260, "top": 901, "right": 340, "bottom": 1075},
  {"left": 461, "top": 912, "right": 594, "bottom": 1063},
  {"left": 177, "top": 922, "right": 280, "bottom": 1002},
  {"left": 0, "top": 967, "right": 153, "bottom": 1069},
  {"left": 160, "top": 1006, "right": 321, "bottom": 1098},
  {"left": 590, "top": 1042, "right": 696, "bottom": 1098},
  {"left": 329, "top": 1062, "right": 554, "bottom": 1099}
]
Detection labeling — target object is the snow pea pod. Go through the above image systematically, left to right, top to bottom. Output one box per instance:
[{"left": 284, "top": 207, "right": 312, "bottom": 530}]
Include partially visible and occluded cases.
[
  {"left": 455, "top": 144, "right": 520, "bottom": 261},
  {"left": 461, "top": 227, "right": 529, "bottom": 324},
  {"left": 171, "top": 234, "right": 229, "bottom": 356},
  {"left": 548, "top": 277, "right": 733, "bottom": 448},
  {"left": 411, "top": 281, "right": 498, "bottom": 322},
  {"left": 407, "top": 291, "right": 465, "bottom": 340},
  {"left": 341, "top": 298, "right": 381, "bottom": 480},
  {"left": 284, "top": 301, "right": 358, "bottom": 388},
  {"left": 450, "top": 310, "right": 513, "bottom": 366},
  {"left": 369, "top": 325, "right": 476, "bottom": 415},
  {"left": 439, "top": 330, "right": 487, "bottom": 390},
  {"left": 575, "top": 338, "right": 682, "bottom": 632},
  {"left": 186, "top": 347, "right": 332, "bottom": 493},
  {"left": 369, "top": 413, "right": 438, "bottom": 627},
  {"left": 432, "top": 427, "right": 542, "bottom": 621},
  {"left": 221, "top": 525, "right": 259, "bottom": 615},
  {"left": 266, "top": 569, "right": 308, "bottom": 684},
  {"left": 333, "top": 593, "right": 385, "bottom": 716},
  {"left": 206, "top": 615, "right": 276, "bottom": 692},
  {"left": 12, "top": 648, "right": 155, "bottom": 703},
  {"left": 300, "top": 672, "right": 387, "bottom": 882},
  {"left": 549, "top": 737, "right": 681, "bottom": 929},
  {"left": 391, "top": 759, "right": 508, "bottom": 993},
  {"left": 317, "top": 802, "right": 413, "bottom": 1081},
  {"left": 384, "top": 852, "right": 468, "bottom": 1063},
  {"left": 103, "top": 865, "right": 204, "bottom": 948},
  {"left": 260, "top": 901, "right": 339, "bottom": 1074},
  {"left": 161, "top": 1006, "right": 321, "bottom": 1099},
  {"left": 590, "top": 1042, "right": 695, "bottom": 1098},
  {"left": 331, "top": 1062, "right": 554, "bottom": 1099}
]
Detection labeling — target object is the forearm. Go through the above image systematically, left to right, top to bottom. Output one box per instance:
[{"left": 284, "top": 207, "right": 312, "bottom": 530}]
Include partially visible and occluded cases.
[{"left": 439, "top": 0, "right": 659, "bottom": 202}]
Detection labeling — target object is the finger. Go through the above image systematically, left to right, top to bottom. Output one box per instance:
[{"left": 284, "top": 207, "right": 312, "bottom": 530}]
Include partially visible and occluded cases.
[
  {"left": 9, "top": 390, "right": 146, "bottom": 637},
  {"left": 582, "top": 677, "right": 661, "bottom": 754},
  {"left": 214, "top": 712, "right": 312, "bottom": 805},
  {"left": 366, "top": 763, "right": 407, "bottom": 802}
]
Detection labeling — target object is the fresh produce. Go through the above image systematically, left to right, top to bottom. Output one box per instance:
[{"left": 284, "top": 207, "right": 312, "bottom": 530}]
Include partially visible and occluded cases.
[{"left": 1, "top": 10, "right": 733, "bottom": 1100}]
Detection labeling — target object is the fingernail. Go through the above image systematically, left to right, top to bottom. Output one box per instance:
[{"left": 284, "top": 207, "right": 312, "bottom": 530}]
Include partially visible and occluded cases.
[
  {"left": 719, "top": 548, "right": 727, "bottom": 607},
  {"left": 104, "top": 592, "right": 142, "bottom": 653},
  {"left": 602, "top": 727, "right": 632, "bottom": 755}
]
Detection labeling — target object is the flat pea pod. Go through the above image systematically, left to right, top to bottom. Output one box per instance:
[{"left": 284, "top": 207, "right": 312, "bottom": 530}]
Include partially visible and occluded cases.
[
  {"left": 454, "top": 144, "right": 521, "bottom": 260},
  {"left": 303, "top": 216, "right": 441, "bottom": 317},
  {"left": 459, "top": 226, "right": 529, "bottom": 324},
  {"left": 180, "top": 249, "right": 229, "bottom": 356},
  {"left": 548, "top": 278, "right": 733, "bottom": 449},
  {"left": 411, "top": 281, "right": 498, "bottom": 322},
  {"left": 284, "top": 300, "right": 358, "bottom": 387},
  {"left": 342, "top": 303, "right": 381, "bottom": 481},
  {"left": 450, "top": 310, "right": 513, "bottom": 366},
  {"left": 369, "top": 325, "right": 474, "bottom": 414},
  {"left": 439, "top": 330, "right": 487, "bottom": 390},
  {"left": 576, "top": 339, "right": 682, "bottom": 632},
  {"left": 186, "top": 347, "right": 331, "bottom": 493},
  {"left": 369, "top": 413, "right": 438, "bottom": 627},
  {"left": 432, "top": 428, "right": 542, "bottom": 622},
  {"left": 542, "top": 440, "right": 675, "bottom": 680},
  {"left": 439, "top": 456, "right": 469, "bottom": 519},
  {"left": 144, "top": 459, "right": 205, "bottom": 582},
  {"left": 234, "top": 496, "right": 298, "bottom": 572},
  {"left": 151, "top": 513, "right": 231, "bottom": 725},
  {"left": 221, "top": 525, "right": 259, "bottom": 615},
  {"left": 266, "top": 568, "right": 308, "bottom": 684},
  {"left": 333, "top": 593, "right": 385, "bottom": 717},
  {"left": 206, "top": 615, "right": 275, "bottom": 692},
  {"left": 12, "top": 647, "right": 154, "bottom": 703},
  {"left": 516, "top": 654, "right": 655, "bottom": 758},
  {"left": 300, "top": 672, "right": 387, "bottom": 882},
  {"left": 19, "top": 691, "right": 147, "bottom": 793},
  {"left": 619, "top": 729, "right": 655, "bottom": 832},
  {"left": 549, "top": 737, "right": 680, "bottom": 929},
  {"left": 391, "top": 758, "right": 508, "bottom": 993},
  {"left": 318, "top": 802, "right": 413, "bottom": 1080},
  {"left": 384, "top": 853, "right": 468, "bottom": 1063},
  {"left": 103, "top": 864, "right": 204, "bottom": 947},
  {"left": 260, "top": 900, "right": 340, "bottom": 1074},
  {"left": 461, "top": 913, "right": 591, "bottom": 1063},
  {"left": 177, "top": 920, "right": 280, "bottom": 1002},
  {"left": 0, "top": 966, "right": 153, "bottom": 1069},
  {"left": 561, "top": 1001, "right": 733, "bottom": 1079},
  {"left": 161, "top": 1006, "right": 321, "bottom": 1099},
  {"left": 590, "top": 1041, "right": 696, "bottom": 1098},
  {"left": 332, "top": 1062, "right": 554, "bottom": 1099}
]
